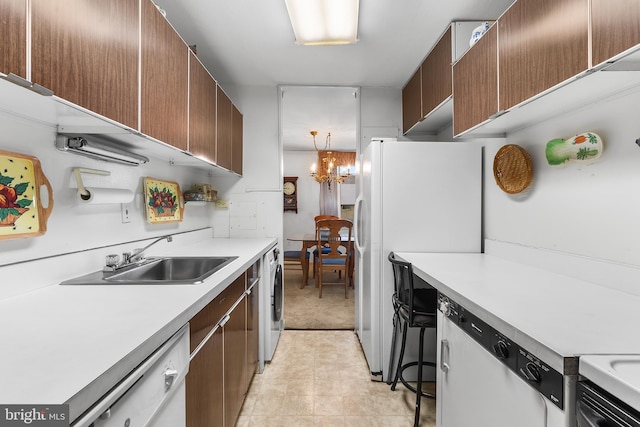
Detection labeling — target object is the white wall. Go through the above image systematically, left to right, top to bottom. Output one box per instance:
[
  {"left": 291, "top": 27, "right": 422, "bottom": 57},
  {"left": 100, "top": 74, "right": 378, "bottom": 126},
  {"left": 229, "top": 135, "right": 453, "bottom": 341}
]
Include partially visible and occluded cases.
[
  {"left": 208, "top": 84, "right": 282, "bottom": 241},
  {"left": 282, "top": 86, "right": 403, "bottom": 251},
  {"left": 360, "top": 86, "right": 402, "bottom": 152},
  {"left": 485, "top": 86, "right": 640, "bottom": 267},
  {"left": 0, "top": 111, "right": 214, "bottom": 267},
  {"left": 282, "top": 151, "right": 321, "bottom": 251}
]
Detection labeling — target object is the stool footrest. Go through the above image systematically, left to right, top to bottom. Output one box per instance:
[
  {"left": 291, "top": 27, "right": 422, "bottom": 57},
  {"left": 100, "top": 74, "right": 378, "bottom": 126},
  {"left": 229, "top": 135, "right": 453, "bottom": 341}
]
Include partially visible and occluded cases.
[{"left": 394, "top": 361, "right": 436, "bottom": 399}]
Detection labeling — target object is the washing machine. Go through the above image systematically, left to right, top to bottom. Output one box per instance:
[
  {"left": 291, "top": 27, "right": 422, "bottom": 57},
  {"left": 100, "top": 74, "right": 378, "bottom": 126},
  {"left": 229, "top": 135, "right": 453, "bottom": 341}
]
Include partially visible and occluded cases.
[{"left": 262, "top": 245, "right": 283, "bottom": 363}]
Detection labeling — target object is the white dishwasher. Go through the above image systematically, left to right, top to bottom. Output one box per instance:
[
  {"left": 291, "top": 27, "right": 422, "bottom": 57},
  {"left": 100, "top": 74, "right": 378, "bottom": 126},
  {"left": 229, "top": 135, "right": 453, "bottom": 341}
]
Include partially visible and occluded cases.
[
  {"left": 437, "top": 293, "right": 575, "bottom": 427},
  {"left": 72, "top": 324, "right": 190, "bottom": 427}
]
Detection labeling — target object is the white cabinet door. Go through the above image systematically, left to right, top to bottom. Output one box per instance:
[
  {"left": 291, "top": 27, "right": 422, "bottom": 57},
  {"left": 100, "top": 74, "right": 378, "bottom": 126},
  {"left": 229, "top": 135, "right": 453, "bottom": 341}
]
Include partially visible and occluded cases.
[{"left": 437, "top": 313, "right": 547, "bottom": 427}]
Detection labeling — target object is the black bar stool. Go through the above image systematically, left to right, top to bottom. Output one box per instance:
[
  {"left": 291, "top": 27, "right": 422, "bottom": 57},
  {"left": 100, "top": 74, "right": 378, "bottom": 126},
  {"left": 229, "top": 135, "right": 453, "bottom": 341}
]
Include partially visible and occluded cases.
[{"left": 387, "top": 252, "right": 437, "bottom": 427}]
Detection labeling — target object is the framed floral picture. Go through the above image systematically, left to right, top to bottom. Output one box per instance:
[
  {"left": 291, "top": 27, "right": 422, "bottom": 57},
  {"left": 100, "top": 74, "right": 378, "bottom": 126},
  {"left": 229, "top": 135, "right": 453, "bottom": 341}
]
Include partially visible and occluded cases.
[{"left": 144, "top": 177, "right": 183, "bottom": 224}]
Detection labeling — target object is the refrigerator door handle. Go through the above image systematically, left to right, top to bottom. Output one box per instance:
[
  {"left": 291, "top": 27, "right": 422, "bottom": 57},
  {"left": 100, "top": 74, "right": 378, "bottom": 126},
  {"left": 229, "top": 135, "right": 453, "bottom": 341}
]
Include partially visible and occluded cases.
[{"left": 354, "top": 195, "right": 364, "bottom": 252}]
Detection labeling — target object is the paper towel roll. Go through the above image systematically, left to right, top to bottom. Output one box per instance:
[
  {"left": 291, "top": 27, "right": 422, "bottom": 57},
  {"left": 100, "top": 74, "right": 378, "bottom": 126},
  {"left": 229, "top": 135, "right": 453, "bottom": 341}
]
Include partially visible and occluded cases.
[{"left": 77, "top": 188, "right": 134, "bottom": 204}]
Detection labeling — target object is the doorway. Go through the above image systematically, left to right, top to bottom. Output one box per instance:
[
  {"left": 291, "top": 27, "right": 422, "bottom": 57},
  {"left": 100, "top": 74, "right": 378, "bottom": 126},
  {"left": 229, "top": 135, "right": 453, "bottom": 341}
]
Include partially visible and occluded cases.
[{"left": 280, "top": 85, "right": 359, "bottom": 330}]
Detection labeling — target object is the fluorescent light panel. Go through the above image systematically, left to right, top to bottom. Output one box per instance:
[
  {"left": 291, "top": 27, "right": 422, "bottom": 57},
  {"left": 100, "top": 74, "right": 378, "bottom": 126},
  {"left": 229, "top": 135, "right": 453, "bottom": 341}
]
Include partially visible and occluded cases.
[
  {"left": 285, "top": 0, "right": 359, "bottom": 45},
  {"left": 56, "top": 135, "right": 149, "bottom": 166}
]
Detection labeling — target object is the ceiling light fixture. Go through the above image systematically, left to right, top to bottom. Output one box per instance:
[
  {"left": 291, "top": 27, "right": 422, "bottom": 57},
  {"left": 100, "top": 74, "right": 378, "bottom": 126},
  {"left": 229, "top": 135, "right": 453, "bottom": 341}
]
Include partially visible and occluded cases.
[
  {"left": 284, "top": 0, "right": 359, "bottom": 46},
  {"left": 309, "top": 131, "right": 351, "bottom": 189},
  {"left": 55, "top": 135, "right": 149, "bottom": 166}
]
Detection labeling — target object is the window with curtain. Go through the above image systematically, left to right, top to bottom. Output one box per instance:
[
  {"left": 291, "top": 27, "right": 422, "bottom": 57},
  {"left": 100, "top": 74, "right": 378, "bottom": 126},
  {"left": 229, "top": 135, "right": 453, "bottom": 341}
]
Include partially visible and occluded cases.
[{"left": 318, "top": 151, "right": 355, "bottom": 216}]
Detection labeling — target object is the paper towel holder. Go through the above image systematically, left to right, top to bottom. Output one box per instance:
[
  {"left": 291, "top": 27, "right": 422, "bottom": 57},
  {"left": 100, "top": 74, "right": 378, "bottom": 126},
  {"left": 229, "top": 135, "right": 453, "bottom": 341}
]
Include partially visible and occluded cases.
[{"left": 73, "top": 167, "right": 110, "bottom": 201}]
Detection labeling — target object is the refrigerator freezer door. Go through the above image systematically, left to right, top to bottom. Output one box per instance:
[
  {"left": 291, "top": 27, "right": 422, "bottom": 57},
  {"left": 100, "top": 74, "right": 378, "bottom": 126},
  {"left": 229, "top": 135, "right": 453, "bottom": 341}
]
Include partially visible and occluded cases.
[
  {"left": 356, "top": 140, "right": 482, "bottom": 381},
  {"left": 355, "top": 142, "right": 382, "bottom": 378}
]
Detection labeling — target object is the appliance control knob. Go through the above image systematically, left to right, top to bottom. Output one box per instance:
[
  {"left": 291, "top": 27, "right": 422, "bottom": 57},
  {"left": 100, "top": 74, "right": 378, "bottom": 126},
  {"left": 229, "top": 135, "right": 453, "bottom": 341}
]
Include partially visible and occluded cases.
[
  {"left": 439, "top": 299, "right": 451, "bottom": 316},
  {"left": 493, "top": 340, "right": 509, "bottom": 359},
  {"left": 520, "top": 362, "right": 541, "bottom": 383}
]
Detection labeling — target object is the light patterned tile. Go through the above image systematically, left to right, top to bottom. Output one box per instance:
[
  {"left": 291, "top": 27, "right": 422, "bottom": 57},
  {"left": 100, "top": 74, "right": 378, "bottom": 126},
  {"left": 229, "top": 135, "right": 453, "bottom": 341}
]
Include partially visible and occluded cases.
[
  {"left": 249, "top": 330, "right": 436, "bottom": 427},
  {"left": 287, "top": 376, "right": 315, "bottom": 395},
  {"left": 252, "top": 393, "right": 285, "bottom": 416},
  {"left": 282, "top": 394, "right": 314, "bottom": 416},
  {"left": 314, "top": 394, "right": 344, "bottom": 415},
  {"left": 313, "top": 415, "right": 346, "bottom": 426},
  {"left": 281, "top": 416, "right": 314, "bottom": 427}
]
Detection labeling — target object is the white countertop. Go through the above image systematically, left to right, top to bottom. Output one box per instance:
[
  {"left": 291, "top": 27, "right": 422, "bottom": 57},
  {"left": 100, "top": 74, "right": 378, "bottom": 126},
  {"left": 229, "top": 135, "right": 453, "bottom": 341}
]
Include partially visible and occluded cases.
[
  {"left": 0, "top": 237, "right": 276, "bottom": 422},
  {"left": 395, "top": 252, "right": 640, "bottom": 374}
]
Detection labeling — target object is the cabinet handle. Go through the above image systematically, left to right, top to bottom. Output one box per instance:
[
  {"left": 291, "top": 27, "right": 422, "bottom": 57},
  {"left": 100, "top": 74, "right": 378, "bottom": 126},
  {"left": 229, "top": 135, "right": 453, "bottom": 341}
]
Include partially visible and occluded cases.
[
  {"left": 218, "top": 314, "right": 230, "bottom": 328},
  {"left": 440, "top": 339, "right": 450, "bottom": 373},
  {"left": 164, "top": 368, "right": 179, "bottom": 391}
]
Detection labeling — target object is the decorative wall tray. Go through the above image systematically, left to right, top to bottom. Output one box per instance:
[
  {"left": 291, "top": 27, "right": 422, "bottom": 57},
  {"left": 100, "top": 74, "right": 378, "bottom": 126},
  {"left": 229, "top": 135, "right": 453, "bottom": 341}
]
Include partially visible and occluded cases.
[
  {"left": 0, "top": 150, "right": 53, "bottom": 239},
  {"left": 144, "top": 177, "right": 183, "bottom": 224}
]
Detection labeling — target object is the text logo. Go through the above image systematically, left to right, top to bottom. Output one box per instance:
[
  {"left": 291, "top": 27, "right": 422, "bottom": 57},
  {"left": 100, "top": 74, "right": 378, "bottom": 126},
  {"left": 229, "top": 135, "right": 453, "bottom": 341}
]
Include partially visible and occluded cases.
[{"left": 0, "top": 405, "right": 68, "bottom": 427}]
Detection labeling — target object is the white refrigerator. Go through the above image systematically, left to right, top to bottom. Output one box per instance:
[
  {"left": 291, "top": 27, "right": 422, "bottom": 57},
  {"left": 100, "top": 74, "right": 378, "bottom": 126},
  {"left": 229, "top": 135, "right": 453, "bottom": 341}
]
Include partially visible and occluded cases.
[{"left": 354, "top": 139, "right": 482, "bottom": 382}]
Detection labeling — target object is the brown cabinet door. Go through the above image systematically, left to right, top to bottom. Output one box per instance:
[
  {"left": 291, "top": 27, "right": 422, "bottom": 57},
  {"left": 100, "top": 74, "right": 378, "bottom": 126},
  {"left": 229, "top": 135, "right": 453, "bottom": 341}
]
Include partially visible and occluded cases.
[
  {"left": 0, "top": 0, "right": 26, "bottom": 78},
  {"left": 31, "top": 0, "right": 138, "bottom": 129},
  {"left": 141, "top": 0, "right": 188, "bottom": 150},
  {"left": 498, "top": 0, "right": 589, "bottom": 111},
  {"left": 592, "top": 0, "right": 640, "bottom": 66},
  {"left": 453, "top": 25, "right": 498, "bottom": 136},
  {"left": 421, "top": 27, "right": 452, "bottom": 117},
  {"left": 189, "top": 52, "right": 217, "bottom": 164},
  {"left": 401, "top": 68, "right": 422, "bottom": 134},
  {"left": 216, "top": 86, "right": 233, "bottom": 170},
  {"left": 231, "top": 104, "right": 243, "bottom": 175},
  {"left": 187, "top": 274, "right": 246, "bottom": 427},
  {"left": 224, "top": 276, "right": 247, "bottom": 427},
  {"left": 245, "top": 283, "right": 259, "bottom": 391},
  {"left": 187, "top": 302, "right": 225, "bottom": 427}
]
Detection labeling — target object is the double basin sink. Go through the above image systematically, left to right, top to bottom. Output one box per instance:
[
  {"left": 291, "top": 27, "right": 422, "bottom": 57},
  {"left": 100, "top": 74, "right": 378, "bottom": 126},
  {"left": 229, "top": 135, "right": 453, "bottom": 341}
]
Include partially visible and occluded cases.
[{"left": 60, "top": 256, "right": 238, "bottom": 285}]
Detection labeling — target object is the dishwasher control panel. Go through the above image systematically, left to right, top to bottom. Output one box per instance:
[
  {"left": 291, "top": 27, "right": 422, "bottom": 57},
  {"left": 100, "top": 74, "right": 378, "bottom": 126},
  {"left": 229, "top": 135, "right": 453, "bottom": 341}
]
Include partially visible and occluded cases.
[{"left": 438, "top": 292, "right": 565, "bottom": 410}]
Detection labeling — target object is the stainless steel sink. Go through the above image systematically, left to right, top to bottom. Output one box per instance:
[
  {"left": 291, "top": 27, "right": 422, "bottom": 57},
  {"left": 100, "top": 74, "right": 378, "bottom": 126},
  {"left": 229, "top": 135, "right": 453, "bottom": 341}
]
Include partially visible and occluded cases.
[{"left": 60, "top": 256, "right": 238, "bottom": 285}]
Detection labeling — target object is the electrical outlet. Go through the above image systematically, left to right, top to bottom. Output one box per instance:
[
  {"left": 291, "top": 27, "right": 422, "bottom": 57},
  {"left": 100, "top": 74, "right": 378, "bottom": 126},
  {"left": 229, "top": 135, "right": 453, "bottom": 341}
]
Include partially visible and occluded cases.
[{"left": 121, "top": 203, "right": 131, "bottom": 223}]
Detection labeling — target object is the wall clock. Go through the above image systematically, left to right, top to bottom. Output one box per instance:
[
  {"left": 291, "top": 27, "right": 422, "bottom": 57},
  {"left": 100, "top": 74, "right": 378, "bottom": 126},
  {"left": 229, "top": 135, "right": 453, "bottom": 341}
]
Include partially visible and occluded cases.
[{"left": 283, "top": 176, "right": 298, "bottom": 213}]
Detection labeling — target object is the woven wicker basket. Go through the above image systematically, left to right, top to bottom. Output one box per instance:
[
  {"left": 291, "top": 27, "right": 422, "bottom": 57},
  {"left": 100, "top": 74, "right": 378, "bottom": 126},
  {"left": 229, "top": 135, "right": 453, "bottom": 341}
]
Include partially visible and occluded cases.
[{"left": 493, "top": 144, "right": 533, "bottom": 194}]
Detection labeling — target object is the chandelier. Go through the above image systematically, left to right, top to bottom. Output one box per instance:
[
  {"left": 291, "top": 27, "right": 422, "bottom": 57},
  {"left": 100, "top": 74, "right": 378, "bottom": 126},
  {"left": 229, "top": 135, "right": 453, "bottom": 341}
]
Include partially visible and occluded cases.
[{"left": 309, "top": 131, "right": 351, "bottom": 189}]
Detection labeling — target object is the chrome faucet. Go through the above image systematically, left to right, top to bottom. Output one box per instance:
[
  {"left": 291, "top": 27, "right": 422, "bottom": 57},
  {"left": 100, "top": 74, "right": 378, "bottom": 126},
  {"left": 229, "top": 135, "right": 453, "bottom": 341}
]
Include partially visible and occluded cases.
[
  {"left": 104, "top": 235, "right": 173, "bottom": 272},
  {"left": 129, "top": 235, "right": 173, "bottom": 263}
]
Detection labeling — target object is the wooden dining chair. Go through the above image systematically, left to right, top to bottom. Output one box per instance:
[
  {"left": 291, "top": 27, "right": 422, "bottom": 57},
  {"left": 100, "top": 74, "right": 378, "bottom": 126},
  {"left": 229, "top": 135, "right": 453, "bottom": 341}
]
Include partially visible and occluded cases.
[
  {"left": 312, "top": 215, "right": 340, "bottom": 281},
  {"left": 314, "top": 215, "right": 339, "bottom": 222},
  {"left": 315, "top": 219, "right": 353, "bottom": 298},
  {"left": 283, "top": 249, "right": 310, "bottom": 285}
]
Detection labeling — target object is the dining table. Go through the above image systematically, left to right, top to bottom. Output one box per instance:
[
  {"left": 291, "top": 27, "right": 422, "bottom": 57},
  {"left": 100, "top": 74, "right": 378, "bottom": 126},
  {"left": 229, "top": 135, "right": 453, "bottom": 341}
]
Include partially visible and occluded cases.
[{"left": 287, "top": 231, "right": 353, "bottom": 289}]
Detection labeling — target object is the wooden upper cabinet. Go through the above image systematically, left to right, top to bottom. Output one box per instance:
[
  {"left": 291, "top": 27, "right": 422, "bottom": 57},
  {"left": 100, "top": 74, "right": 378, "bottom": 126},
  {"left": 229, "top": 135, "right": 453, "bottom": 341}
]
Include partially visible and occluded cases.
[
  {"left": 0, "top": 0, "right": 26, "bottom": 78},
  {"left": 31, "top": 0, "right": 138, "bottom": 129},
  {"left": 141, "top": 0, "right": 188, "bottom": 150},
  {"left": 498, "top": 0, "right": 589, "bottom": 111},
  {"left": 592, "top": 0, "right": 640, "bottom": 66},
  {"left": 453, "top": 24, "right": 498, "bottom": 136},
  {"left": 421, "top": 27, "right": 452, "bottom": 117},
  {"left": 189, "top": 52, "right": 217, "bottom": 164},
  {"left": 401, "top": 68, "right": 422, "bottom": 134},
  {"left": 216, "top": 86, "right": 233, "bottom": 170},
  {"left": 231, "top": 104, "right": 243, "bottom": 175}
]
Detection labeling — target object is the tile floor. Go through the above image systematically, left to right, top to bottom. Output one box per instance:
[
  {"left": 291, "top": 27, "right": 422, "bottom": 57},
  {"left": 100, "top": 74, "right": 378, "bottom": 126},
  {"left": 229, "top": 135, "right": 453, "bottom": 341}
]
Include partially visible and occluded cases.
[{"left": 237, "top": 330, "right": 436, "bottom": 426}]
